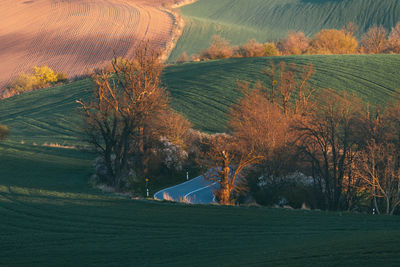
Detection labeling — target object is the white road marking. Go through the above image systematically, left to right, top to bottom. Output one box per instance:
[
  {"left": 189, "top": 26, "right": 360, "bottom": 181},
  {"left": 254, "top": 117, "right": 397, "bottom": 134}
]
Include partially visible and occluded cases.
[
  {"left": 153, "top": 175, "right": 203, "bottom": 200},
  {"left": 184, "top": 182, "right": 217, "bottom": 202}
]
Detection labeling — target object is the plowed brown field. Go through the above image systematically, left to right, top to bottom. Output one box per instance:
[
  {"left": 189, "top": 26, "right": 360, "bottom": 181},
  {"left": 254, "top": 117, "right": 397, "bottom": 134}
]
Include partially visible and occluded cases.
[{"left": 0, "top": 0, "right": 179, "bottom": 89}]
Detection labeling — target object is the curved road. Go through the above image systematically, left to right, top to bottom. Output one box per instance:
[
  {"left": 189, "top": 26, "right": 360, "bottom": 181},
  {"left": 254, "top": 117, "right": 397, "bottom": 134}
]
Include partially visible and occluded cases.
[{"left": 154, "top": 175, "right": 218, "bottom": 204}]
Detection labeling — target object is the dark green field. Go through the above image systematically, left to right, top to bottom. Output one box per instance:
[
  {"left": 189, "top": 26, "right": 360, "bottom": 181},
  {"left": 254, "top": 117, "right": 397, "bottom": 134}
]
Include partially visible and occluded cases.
[
  {"left": 169, "top": 0, "right": 400, "bottom": 61},
  {"left": 1, "top": 55, "right": 400, "bottom": 266}
]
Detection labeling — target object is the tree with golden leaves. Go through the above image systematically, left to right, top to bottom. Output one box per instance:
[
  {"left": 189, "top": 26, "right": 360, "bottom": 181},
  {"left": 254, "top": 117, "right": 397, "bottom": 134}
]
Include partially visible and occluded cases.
[{"left": 310, "top": 29, "right": 358, "bottom": 54}]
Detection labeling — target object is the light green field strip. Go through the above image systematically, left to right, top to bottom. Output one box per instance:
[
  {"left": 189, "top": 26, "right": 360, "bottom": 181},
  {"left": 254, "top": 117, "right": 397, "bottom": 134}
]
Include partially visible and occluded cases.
[{"left": 169, "top": 0, "right": 400, "bottom": 61}]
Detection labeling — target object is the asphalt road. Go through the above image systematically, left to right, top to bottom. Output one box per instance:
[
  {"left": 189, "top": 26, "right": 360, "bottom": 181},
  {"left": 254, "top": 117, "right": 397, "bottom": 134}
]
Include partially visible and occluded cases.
[{"left": 154, "top": 175, "right": 218, "bottom": 204}]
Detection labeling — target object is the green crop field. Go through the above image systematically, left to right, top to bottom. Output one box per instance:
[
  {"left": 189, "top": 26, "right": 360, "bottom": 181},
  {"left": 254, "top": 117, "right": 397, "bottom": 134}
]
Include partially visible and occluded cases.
[
  {"left": 169, "top": 0, "right": 400, "bottom": 62},
  {"left": 165, "top": 54, "right": 400, "bottom": 132},
  {"left": 1, "top": 55, "right": 400, "bottom": 266}
]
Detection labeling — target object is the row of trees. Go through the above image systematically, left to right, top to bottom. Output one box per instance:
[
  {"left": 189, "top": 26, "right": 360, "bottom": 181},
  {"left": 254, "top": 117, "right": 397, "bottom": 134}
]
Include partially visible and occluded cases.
[
  {"left": 178, "top": 22, "right": 400, "bottom": 61},
  {"left": 81, "top": 45, "right": 400, "bottom": 214},
  {"left": 213, "top": 62, "right": 400, "bottom": 214}
]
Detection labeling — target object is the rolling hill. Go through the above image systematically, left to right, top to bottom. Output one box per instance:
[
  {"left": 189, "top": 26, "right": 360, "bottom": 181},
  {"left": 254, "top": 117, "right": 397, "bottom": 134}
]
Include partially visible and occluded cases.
[
  {"left": 0, "top": 0, "right": 176, "bottom": 90},
  {"left": 169, "top": 0, "right": 400, "bottom": 61},
  {"left": 165, "top": 54, "right": 400, "bottom": 132},
  {"left": 1, "top": 55, "right": 400, "bottom": 265}
]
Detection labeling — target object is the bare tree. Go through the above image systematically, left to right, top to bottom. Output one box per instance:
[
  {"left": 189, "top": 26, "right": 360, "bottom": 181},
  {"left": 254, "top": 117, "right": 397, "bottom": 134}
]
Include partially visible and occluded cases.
[
  {"left": 361, "top": 26, "right": 389, "bottom": 54},
  {"left": 77, "top": 44, "right": 168, "bottom": 190},
  {"left": 264, "top": 62, "right": 315, "bottom": 116},
  {"left": 294, "top": 89, "right": 365, "bottom": 210},
  {"left": 354, "top": 102, "right": 400, "bottom": 214},
  {"left": 355, "top": 141, "right": 400, "bottom": 215}
]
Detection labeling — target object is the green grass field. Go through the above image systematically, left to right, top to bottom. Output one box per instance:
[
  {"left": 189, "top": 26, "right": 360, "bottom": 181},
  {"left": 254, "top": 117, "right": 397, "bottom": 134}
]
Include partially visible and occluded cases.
[
  {"left": 169, "top": 0, "right": 400, "bottom": 61},
  {"left": 1, "top": 55, "right": 400, "bottom": 266}
]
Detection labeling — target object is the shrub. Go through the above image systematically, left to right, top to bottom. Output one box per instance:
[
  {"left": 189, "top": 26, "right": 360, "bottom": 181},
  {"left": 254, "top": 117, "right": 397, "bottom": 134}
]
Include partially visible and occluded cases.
[
  {"left": 388, "top": 22, "right": 400, "bottom": 53},
  {"left": 361, "top": 26, "right": 388, "bottom": 54},
  {"left": 310, "top": 29, "right": 358, "bottom": 54},
  {"left": 278, "top": 31, "right": 310, "bottom": 55},
  {"left": 200, "top": 35, "right": 234, "bottom": 60},
  {"left": 235, "top": 39, "right": 266, "bottom": 58},
  {"left": 264, "top": 42, "right": 279, "bottom": 56},
  {"left": 176, "top": 52, "right": 188, "bottom": 63},
  {"left": 8, "top": 65, "right": 67, "bottom": 93},
  {"left": 33, "top": 66, "right": 57, "bottom": 87},
  {"left": 56, "top": 72, "right": 68, "bottom": 83},
  {"left": 9, "top": 73, "right": 39, "bottom": 92},
  {"left": 0, "top": 124, "right": 9, "bottom": 141}
]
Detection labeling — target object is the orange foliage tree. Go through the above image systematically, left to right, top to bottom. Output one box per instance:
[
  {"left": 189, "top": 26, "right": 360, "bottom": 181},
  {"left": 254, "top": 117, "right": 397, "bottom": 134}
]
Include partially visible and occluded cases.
[
  {"left": 310, "top": 29, "right": 358, "bottom": 54},
  {"left": 278, "top": 31, "right": 310, "bottom": 55},
  {"left": 200, "top": 35, "right": 235, "bottom": 60},
  {"left": 236, "top": 39, "right": 266, "bottom": 58}
]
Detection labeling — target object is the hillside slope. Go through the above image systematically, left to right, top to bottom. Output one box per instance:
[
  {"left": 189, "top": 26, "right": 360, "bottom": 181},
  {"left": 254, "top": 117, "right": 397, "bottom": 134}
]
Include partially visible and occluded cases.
[
  {"left": 0, "top": 0, "right": 175, "bottom": 90},
  {"left": 169, "top": 0, "right": 400, "bottom": 61},
  {"left": 1, "top": 55, "right": 400, "bottom": 266},
  {"left": 1, "top": 55, "right": 399, "bottom": 135},
  {"left": 165, "top": 55, "right": 400, "bottom": 132}
]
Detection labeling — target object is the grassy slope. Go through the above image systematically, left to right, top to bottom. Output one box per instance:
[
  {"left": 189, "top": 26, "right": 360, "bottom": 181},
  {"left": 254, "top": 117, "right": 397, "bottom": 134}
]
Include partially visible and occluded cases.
[
  {"left": 169, "top": 0, "right": 400, "bottom": 61},
  {"left": 166, "top": 54, "right": 400, "bottom": 132},
  {"left": 1, "top": 55, "right": 400, "bottom": 265}
]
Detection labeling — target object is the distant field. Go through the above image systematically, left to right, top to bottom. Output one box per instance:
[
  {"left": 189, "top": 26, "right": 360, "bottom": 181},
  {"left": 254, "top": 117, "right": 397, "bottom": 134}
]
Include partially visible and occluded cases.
[
  {"left": 0, "top": 0, "right": 175, "bottom": 90},
  {"left": 169, "top": 0, "right": 400, "bottom": 61},
  {"left": 1, "top": 55, "right": 400, "bottom": 265},
  {"left": 2, "top": 55, "right": 399, "bottom": 135},
  {"left": 165, "top": 55, "right": 400, "bottom": 132}
]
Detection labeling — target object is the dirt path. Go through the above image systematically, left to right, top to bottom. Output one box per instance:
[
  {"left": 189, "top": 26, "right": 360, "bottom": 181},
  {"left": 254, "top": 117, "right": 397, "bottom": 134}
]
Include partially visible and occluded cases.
[{"left": 0, "top": 0, "right": 188, "bottom": 90}]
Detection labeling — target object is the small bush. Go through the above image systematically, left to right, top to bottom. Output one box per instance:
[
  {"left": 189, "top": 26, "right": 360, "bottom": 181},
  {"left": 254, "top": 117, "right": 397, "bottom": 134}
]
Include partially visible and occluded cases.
[
  {"left": 388, "top": 22, "right": 400, "bottom": 53},
  {"left": 278, "top": 31, "right": 310, "bottom": 55},
  {"left": 200, "top": 35, "right": 234, "bottom": 60},
  {"left": 235, "top": 39, "right": 266, "bottom": 58},
  {"left": 264, "top": 42, "right": 279, "bottom": 56},
  {"left": 176, "top": 52, "right": 188, "bottom": 63},
  {"left": 8, "top": 66, "right": 67, "bottom": 93},
  {"left": 33, "top": 66, "right": 57, "bottom": 87},
  {"left": 56, "top": 72, "right": 68, "bottom": 83},
  {"left": 9, "top": 73, "right": 39, "bottom": 92},
  {"left": 0, "top": 124, "right": 9, "bottom": 141}
]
